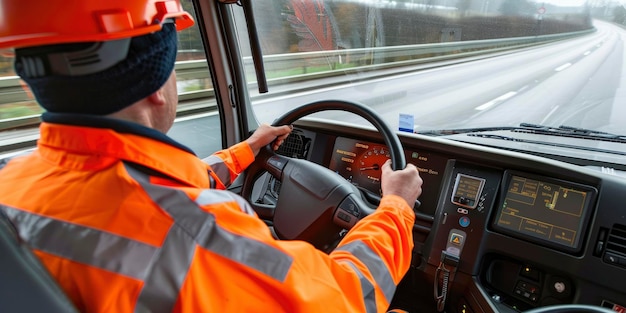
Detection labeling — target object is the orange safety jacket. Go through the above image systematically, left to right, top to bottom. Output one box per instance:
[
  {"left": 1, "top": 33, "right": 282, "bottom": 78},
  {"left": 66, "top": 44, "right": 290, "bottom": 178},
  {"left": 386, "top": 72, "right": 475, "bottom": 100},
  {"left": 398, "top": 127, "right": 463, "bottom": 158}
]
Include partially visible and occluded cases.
[{"left": 0, "top": 113, "right": 415, "bottom": 313}]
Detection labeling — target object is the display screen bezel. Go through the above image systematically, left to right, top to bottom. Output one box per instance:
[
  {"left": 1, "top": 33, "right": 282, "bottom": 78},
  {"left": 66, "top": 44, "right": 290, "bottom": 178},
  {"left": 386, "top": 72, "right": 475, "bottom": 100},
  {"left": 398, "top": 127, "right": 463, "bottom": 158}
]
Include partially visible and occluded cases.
[
  {"left": 492, "top": 170, "right": 597, "bottom": 254},
  {"left": 450, "top": 173, "right": 486, "bottom": 209}
]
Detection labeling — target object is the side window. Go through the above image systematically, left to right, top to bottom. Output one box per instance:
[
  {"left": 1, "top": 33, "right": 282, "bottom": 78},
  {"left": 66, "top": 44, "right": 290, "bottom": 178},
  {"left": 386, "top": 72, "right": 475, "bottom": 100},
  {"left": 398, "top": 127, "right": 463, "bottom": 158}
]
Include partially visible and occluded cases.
[
  {"left": 0, "top": 0, "right": 220, "bottom": 159},
  {"left": 0, "top": 55, "right": 42, "bottom": 127}
]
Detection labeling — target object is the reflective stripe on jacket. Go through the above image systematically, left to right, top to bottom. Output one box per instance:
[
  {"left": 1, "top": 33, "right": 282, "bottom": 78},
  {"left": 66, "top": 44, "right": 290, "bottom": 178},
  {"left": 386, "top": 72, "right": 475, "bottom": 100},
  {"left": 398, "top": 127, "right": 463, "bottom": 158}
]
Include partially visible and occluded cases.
[{"left": 0, "top": 117, "right": 415, "bottom": 312}]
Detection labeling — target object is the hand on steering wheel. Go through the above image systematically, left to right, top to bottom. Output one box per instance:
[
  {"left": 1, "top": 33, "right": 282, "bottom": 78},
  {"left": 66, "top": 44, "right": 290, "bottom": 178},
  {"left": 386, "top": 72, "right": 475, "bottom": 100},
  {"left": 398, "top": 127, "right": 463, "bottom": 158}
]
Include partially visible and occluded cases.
[{"left": 240, "top": 100, "right": 411, "bottom": 251}]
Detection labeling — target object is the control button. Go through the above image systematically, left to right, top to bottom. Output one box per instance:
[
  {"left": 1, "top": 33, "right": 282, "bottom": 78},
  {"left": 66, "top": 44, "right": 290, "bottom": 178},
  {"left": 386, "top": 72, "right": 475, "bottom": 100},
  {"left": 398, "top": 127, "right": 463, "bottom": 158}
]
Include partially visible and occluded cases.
[
  {"left": 267, "top": 156, "right": 286, "bottom": 171},
  {"left": 334, "top": 196, "right": 362, "bottom": 229},
  {"left": 338, "top": 196, "right": 360, "bottom": 217},
  {"left": 457, "top": 207, "right": 469, "bottom": 214},
  {"left": 333, "top": 209, "right": 356, "bottom": 229},
  {"left": 336, "top": 211, "right": 351, "bottom": 223},
  {"left": 459, "top": 216, "right": 470, "bottom": 227},
  {"left": 594, "top": 228, "right": 608, "bottom": 256},
  {"left": 445, "top": 229, "right": 467, "bottom": 257},
  {"left": 450, "top": 233, "right": 464, "bottom": 246},
  {"left": 594, "top": 240, "right": 604, "bottom": 256},
  {"left": 603, "top": 252, "right": 625, "bottom": 266},
  {"left": 520, "top": 265, "right": 541, "bottom": 281},
  {"left": 547, "top": 276, "right": 572, "bottom": 298},
  {"left": 515, "top": 280, "right": 540, "bottom": 300},
  {"left": 553, "top": 281, "right": 565, "bottom": 293},
  {"left": 602, "top": 300, "right": 626, "bottom": 313},
  {"left": 612, "top": 303, "right": 626, "bottom": 313}
]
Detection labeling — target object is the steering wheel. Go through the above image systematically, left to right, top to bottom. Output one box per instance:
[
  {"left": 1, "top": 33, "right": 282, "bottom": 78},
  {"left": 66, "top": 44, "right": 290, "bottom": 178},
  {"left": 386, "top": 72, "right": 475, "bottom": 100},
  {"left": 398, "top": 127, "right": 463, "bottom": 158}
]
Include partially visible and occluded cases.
[
  {"left": 240, "top": 100, "right": 406, "bottom": 251},
  {"left": 524, "top": 305, "right": 616, "bottom": 313}
]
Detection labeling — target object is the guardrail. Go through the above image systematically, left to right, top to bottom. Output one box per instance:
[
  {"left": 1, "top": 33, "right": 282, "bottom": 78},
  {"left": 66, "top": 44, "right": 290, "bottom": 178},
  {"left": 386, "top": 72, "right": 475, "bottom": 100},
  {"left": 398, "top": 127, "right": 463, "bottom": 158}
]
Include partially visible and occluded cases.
[
  {"left": 0, "top": 28, "right": 595, "bottom": 132},
  {"left": 252, "top": 29, "right": 593, "bottom": 78}
]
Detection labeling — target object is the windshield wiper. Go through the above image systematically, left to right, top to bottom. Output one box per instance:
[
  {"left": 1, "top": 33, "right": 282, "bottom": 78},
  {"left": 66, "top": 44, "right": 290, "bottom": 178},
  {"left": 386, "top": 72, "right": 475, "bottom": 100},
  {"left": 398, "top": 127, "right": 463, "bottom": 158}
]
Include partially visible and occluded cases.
[
  {"left": 420, "top": 123, "right": 626, "bottom": 144},
  {"left": 517, "top": 123, "right": 626, "bottom": 143},
  {"left": 418, "top": 126, "right": 518, "bottom": 136}
]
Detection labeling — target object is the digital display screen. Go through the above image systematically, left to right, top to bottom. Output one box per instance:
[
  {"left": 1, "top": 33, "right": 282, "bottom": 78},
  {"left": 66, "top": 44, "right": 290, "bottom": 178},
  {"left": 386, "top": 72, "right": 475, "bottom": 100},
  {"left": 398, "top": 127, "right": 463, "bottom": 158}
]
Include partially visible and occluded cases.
[
  {"left": 328, "top": 137, "right": 448, "bottom": 215},
  {"left": 493, "top": 172, "right": 596, "bottom": 252},
  {"left": 451, "top": 174, "right": 485, "bottom": 209}
]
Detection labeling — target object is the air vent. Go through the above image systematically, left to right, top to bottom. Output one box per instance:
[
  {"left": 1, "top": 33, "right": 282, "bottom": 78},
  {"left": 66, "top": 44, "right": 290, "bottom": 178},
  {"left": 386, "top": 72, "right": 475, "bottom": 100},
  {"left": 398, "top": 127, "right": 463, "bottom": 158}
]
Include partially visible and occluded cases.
[
  {"left": 267, "top": 131, "right": 312, "bottom": 198},
  {"left": 276, "top": 131, "right": 310, "bottom": 159},
  {"left": 603, "top": 224, "right": 626, "bottom": 268}
]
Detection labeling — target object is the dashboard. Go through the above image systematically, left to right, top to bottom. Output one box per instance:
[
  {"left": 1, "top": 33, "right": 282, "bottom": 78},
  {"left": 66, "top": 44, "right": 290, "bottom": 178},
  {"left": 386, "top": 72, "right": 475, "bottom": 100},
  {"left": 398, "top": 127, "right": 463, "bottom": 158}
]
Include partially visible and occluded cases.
[
  {"left": 277, "top": 120, "right": 626, "bottom": 313},
  {"left": 327, "top": 136, "right": 448, "bottom": 217}
]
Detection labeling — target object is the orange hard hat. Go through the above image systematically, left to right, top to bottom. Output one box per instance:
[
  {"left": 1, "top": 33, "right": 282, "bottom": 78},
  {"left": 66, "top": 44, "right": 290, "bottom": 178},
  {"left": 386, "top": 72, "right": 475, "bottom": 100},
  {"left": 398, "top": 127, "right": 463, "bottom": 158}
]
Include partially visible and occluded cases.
[{"left": 0, "top": 0, "right": 195, "bottom": 49}]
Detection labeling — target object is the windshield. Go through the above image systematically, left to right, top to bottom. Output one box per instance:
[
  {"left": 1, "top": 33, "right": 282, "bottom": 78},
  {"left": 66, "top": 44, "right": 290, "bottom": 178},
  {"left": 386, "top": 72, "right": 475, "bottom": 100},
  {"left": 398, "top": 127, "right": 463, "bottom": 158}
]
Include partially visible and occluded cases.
[
  {"left": 0, "top": 0, "right": 623, "bottom": 157},
  {"left": 231, "top": 0, "right": 624, "bottom": 137}
]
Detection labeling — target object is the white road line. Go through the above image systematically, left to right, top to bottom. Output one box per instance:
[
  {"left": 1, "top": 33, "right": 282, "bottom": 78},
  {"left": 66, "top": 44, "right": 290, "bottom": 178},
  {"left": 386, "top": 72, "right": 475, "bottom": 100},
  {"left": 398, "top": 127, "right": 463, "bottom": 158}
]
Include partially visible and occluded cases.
[
  {"left": 583, "top": 51, "right": 591, "bottom": 56},
  {"left": 555, "top": 63, "right": 572, "bottom": 72},
  {"left": 253, "top": 64, "right": 444, "bottom": 105},
  {"left": 475, "top": 91, "right": 517, "bottom": 111},
  {"left": 541, "top": 105, "right": 560, "bottom": 124},
  {"left": 174, "top": 111, "right": 218, "bottom": 122}
]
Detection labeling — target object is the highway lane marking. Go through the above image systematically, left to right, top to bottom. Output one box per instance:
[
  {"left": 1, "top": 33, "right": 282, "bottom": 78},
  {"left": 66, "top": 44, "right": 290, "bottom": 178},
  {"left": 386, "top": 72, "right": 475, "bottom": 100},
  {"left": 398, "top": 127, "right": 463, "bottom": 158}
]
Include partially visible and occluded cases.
[
  {"left": 583, "top": 51, "right": 591, "bottom": 56},
  {"left": 252, "top": 63, "right": 450, "bottom": 105},
  {"left": 554, "top": 63, "right": 572, "bottom": 72},
  {"left": 517, "top": 85, "right": 529, "bottom": 93},
  {"left": 475, "top": 91, "right": 517, "bottom": 111},
  {"left": 542, "top": 105, "right": 560, "bottom": 124},
  {"left": 174, "top": 111, "right": 218, "bottom": 122}
]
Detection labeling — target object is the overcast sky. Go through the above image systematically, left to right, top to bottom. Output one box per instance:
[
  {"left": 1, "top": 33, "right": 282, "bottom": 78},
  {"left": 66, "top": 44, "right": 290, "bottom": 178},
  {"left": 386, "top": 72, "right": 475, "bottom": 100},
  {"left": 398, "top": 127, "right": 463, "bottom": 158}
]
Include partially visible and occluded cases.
[
  {"left": 533, "top": 0, "right": 586, "bottom": 6},
  {"left": 535, "top": 0, "right": 626, "bottom": 7}
]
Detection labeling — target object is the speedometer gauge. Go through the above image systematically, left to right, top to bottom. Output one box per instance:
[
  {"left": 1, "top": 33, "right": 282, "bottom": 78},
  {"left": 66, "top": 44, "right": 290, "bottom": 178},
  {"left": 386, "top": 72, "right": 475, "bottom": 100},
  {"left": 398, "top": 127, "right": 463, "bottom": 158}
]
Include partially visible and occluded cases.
[
  {"left": 328, "top": 137, "right": 391, "bottom": 196},
  {"left": 354, "top": 146, "right": 390, "bottom": 193}
]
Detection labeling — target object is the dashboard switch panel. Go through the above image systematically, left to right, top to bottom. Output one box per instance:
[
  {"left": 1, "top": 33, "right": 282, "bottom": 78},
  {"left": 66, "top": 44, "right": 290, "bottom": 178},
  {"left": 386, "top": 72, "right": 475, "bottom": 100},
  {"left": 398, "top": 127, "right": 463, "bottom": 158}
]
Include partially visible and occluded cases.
[
  {"left": 426, "top": 160, "right": 502, "bottom": 275},
  {"left": 451, "top": 173, "right": 486, "bottom": 209},
  {"left": 333, "top": 196, "right": 360, "bottom": 229},
  {"left": 481, "top": 256, "right": 575, "bottom": 309},
  {"left": 514, "top": 281, "right": 540, "bottom": 302}
]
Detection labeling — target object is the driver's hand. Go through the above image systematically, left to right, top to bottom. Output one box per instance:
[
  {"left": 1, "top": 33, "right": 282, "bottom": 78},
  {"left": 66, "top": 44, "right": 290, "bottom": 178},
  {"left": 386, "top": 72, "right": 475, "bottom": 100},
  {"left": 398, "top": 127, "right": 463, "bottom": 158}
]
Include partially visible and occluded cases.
[
  {"left": 246, "top": 124, "right": 293, "bottom": 156},
  {"left": 380, "top": 160, "right": 422, "bottom": 208}
]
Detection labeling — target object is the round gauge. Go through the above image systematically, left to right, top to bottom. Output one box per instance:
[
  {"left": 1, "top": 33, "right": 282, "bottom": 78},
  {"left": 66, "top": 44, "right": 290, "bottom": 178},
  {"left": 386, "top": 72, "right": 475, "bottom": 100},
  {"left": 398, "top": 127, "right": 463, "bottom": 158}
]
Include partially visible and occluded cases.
[{"left": 353, "top": 145, "right": 390, "bottom": 194}]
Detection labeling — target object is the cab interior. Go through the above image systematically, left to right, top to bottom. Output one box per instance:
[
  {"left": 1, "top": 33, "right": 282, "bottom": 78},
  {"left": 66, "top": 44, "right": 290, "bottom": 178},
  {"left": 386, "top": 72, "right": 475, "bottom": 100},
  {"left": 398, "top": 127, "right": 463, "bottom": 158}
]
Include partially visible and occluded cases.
[{"left": 0, "top": 1, "right": 625, "bottom": 313}]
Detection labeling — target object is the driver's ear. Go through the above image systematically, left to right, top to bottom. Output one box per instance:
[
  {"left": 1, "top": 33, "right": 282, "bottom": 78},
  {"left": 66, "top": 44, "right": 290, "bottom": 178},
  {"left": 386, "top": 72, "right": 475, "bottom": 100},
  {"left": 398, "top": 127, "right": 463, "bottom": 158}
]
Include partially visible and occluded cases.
[{"left": 147, "top": 89, "right": 166, "bottom": 106}]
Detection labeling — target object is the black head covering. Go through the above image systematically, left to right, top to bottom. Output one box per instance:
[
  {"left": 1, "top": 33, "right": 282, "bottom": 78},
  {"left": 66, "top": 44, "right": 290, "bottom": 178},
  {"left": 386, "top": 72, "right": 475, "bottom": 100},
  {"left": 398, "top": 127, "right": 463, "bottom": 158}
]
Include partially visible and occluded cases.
[{"left": 15, "top": 23, "right": 178, "bottom": 115}]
